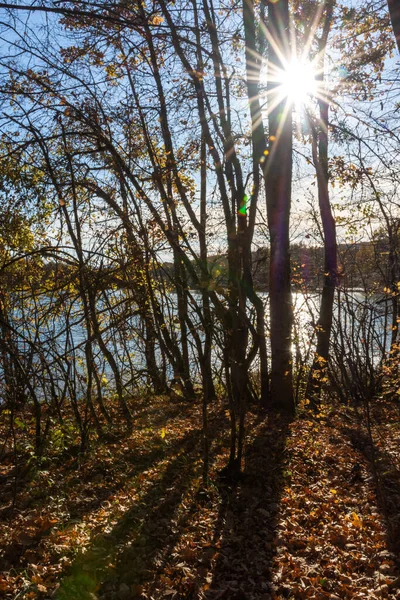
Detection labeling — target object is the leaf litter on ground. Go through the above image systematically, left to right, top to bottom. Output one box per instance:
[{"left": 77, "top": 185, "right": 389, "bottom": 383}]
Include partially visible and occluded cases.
[{"left": 0, "top": 396, "right": 400, "bottom": 599}]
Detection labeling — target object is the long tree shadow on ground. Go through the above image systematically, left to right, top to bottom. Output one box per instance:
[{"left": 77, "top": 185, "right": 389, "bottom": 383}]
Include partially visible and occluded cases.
[
  {"left": 0, "top": 397, "right": 188, "bottom": 521},
  {"left": 0, "top": 401, "right": 210, "bottom": 575},
  {"left": 53, "top": 407, "right": 291, "bottom": 600},
  {"left": 55, "top": 408, "right": 227, "bottom": 600},
  {"left": 204, "top": 413, "right": 292, "bottom": 600},
  {"left": 341, "top": 421, "right": 400, "bottom": 554}
]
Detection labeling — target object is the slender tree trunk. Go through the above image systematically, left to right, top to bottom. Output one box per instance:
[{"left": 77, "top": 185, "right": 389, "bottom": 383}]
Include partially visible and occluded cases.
[
  {"left": 242, "top": 0, "right": 270, "bottom": 407},
  {"left": 265, "top": 0, "right": 294, "bottom": 413},
  {"left": 387, "top": 0, "right": 400, "bottom": 54},
  {"left": 306, "top": 1, "right": 337, "bottom": 405},
  {"left": 199, "top": 100, "right": 216, "bottom": 405},
  {"left": 306, "top": 107, "right": 337, "bottom": 401},
  {"left": 306, "top": 114, "right": 337, "bottom": 402},
  {"left": 388, "top": 224, "right": 399, "bottom": 349},
  {"left": 173, "top": 252, "right": 195, "bottom": 398}
]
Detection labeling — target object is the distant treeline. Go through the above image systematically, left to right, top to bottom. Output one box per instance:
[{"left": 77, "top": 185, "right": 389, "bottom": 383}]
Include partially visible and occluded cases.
[
  {"left": 7, "top": 239, "right": 392, "bottom": 295},
  {"left": 185, "top": 239, "right": 394, "bottom": 292}
]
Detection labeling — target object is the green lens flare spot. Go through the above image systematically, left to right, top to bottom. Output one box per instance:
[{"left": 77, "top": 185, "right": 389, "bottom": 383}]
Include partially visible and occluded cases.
[{"left": 238, "top": 194, "right": 249, "bottom": 216}]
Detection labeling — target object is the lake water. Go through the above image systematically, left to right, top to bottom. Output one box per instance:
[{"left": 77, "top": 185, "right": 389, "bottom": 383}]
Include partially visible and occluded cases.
[{"left": 1, "top": 288, "right": 391, "bottom": 402}]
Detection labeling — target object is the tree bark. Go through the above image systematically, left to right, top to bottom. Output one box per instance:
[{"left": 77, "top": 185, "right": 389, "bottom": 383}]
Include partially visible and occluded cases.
[
  {"left": 242, "top": 0, "right": 270, "bottom": 407},
  {"left": 265, "top": 0, "right": 294, "bottom": 413},
  {"left": 306, "top": 0, "right": 337, "bottom": 405},
  {"left": 387, "top": 0, "right": 400, "bottom": 54},
  {"left": 306, "top": 108, "right": 337, "bottom": 403}
]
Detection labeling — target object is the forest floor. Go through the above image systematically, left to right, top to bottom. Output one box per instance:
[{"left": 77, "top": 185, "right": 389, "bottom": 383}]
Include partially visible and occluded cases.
[{"left": 1, "top": 395, "right": 400, "bottom": 600}]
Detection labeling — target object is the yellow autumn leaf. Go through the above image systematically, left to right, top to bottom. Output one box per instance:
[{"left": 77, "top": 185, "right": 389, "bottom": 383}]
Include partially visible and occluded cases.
[
  {"left": 151, "top": 15, "right": 164, "bottom": 25},
  {"left": 160, "top": 427, "right": 166, "bottom": 439},
  {"left": 351, "top": 512, "right": 362, "bottom": 528}
]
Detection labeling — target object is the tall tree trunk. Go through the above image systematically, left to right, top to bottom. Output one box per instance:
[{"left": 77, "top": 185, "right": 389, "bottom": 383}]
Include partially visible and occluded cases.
[
  {"left": 242, "top": 0, "right": 270, "bottom": 407},
  {"left": 265, "top": 0, "right": 294, "bottom": 413},
  {"left": 306, "top": 0, "right": 336, "bottom": 405},
  {"left": 387, "top": 0, "right": 400, "bottom": 53},
  {"left": 306, "top": 109, "right": 337, "bottom": 402},
  {"left": 200, "top": 135, "right": 216, "bottom": 402},
  {"left": 173, "top": 252, "right": 195, "bottom": 397}
]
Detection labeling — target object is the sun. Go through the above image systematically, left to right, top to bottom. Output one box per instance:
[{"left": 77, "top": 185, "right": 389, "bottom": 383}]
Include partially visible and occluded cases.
[{"left": 278, "top": 59, "right": 318, "bottom": 105}]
